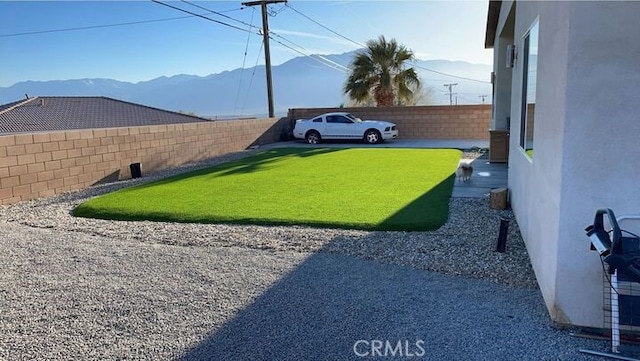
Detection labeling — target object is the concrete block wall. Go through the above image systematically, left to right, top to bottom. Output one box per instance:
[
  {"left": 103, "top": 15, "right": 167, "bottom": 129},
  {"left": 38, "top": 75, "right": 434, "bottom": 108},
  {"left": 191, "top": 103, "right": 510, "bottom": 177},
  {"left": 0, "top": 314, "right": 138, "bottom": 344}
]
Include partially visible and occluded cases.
[
  {"left": 288, "top": 105, "right": 491, "bottom": 140},
  {"left": 0, "top": 118, "right": 283, "bottom": 205}
]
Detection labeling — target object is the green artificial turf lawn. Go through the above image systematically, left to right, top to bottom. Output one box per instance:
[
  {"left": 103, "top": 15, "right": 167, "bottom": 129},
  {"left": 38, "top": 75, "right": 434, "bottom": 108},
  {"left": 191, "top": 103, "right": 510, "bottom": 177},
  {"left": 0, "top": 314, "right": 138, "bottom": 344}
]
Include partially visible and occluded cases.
[
  {"left": 73, "top": 147, "right": 461, "bottom": 231},
  {"left": 526, "top": 149, "right": 534, "bottom": 158}
]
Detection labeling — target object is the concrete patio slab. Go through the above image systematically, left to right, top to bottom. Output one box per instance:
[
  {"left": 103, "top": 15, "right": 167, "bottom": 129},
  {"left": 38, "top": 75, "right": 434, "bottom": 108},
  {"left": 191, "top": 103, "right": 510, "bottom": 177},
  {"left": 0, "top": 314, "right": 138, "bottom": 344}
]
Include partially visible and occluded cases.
[{"left": 453, "top": 154, "right": 508, "bottom": 198}]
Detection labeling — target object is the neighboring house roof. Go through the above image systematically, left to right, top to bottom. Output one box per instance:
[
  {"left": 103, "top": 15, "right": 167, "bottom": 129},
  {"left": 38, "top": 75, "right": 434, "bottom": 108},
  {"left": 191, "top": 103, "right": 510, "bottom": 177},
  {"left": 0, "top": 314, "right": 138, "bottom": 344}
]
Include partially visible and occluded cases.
[
  {"left": 485, "top": 0, "right": 502, "bottom": 49},
  {"left": 0, "top": 96, "right": 210, "bottom": 134},
  {"left": 0, "top": 98, "right": 29, "bottom": 114}
]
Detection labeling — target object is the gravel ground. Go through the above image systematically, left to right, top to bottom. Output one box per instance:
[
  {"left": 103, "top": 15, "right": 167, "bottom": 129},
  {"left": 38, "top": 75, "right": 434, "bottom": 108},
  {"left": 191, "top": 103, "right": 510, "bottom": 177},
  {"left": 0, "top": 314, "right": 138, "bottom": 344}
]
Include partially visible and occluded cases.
[
  {"left": 0, "top": 147, "right": 534, "bottom": 288},
  {"left": 0, "top": 148, "right": 609, "bottom": 359}
]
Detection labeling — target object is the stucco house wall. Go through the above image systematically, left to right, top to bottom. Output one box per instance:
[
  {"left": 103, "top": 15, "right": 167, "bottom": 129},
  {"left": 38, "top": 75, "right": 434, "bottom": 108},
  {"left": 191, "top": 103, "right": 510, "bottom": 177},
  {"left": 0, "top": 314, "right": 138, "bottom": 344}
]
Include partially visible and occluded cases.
[
  {"left": 489, "top": 0, "right": 640, "bottom": 327},
  {"left": 508, "top": 0, "right": 571, "bottom": 324},
  {"left": 555, "top": 2, "right": 640, "bottom": 326}
]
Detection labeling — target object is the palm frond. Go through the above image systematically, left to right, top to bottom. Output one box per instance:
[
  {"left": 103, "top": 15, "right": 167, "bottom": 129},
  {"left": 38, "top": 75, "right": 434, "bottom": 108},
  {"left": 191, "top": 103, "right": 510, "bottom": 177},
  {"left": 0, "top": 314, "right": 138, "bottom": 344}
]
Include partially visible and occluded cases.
[{"left": 344, "top": 35, "right": 421, "bottom": 107}]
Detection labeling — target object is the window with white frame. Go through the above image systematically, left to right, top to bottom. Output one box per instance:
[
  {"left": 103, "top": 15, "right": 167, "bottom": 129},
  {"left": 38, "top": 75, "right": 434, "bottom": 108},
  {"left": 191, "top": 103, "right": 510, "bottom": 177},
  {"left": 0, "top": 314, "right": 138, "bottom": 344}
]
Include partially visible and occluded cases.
[{"left": 520, "top": 19, "right": 538, "bottom": 158}]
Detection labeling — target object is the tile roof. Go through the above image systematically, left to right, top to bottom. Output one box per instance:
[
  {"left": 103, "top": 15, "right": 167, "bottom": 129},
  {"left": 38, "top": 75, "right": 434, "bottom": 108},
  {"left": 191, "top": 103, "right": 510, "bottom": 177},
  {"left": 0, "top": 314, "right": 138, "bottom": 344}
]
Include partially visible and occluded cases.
[{"left": 0, "top": 96, "right": 211, "bottom": 134}]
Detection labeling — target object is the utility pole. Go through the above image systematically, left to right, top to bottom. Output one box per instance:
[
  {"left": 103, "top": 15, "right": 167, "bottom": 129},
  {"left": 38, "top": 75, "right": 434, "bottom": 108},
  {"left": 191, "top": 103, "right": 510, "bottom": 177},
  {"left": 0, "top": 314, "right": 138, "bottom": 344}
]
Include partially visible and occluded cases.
[
  {"left": 241, "top": 0, "right": 286, "bottom": 118},
  {"left": 443, "top": 83, "right": 458, "bottom": 106},
  {"left": 479, "top": 94, "right": 488, "bottom": 103}
]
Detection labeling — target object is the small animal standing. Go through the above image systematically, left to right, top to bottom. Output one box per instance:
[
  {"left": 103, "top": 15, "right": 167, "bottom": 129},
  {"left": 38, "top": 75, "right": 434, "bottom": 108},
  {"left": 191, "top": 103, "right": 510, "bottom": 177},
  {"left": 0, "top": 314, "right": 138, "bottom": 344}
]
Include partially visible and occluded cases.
[{"left": 456, "top": 163, "right": 474, "bottom": 182}]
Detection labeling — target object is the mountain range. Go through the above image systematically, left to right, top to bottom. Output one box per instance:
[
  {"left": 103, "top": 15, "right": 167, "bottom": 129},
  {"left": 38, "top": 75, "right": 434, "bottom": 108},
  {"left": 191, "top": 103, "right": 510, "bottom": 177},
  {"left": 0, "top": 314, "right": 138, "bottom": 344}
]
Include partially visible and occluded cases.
[{"left": 0, "top": 51, "right": 492, "bottom": 118}]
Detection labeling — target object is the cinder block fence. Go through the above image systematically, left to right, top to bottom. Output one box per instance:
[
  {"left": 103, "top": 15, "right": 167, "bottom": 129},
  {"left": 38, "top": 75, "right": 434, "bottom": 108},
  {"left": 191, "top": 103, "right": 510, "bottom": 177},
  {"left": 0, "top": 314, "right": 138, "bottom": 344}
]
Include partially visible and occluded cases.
[
  {"left": 1, "top": 105, "right": 491, "bottom": 205},
  {"left": 288, "top": 105, "right": 491, "bottom": 140},
  {"left": 0, "top": 118, "right": 283, "bottom": 205}
]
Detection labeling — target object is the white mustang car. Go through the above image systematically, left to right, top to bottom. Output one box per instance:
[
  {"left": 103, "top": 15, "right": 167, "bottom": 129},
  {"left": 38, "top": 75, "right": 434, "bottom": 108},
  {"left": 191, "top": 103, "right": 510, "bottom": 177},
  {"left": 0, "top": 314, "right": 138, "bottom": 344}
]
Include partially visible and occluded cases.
[{"left": 292, "top": 112, "right": 398, "bottom": 144}]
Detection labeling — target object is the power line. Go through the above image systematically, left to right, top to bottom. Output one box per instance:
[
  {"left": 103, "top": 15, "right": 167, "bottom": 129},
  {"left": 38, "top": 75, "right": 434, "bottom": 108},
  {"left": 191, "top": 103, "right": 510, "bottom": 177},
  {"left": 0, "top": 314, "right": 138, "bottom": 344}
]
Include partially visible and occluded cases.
[
  {"left": 4, "top": 0, "right": 488, "bottom": 107},
  {"left": 152, "top": 0, "right": 252, "bottom": 34},
  {"left": 158, "top": 0, "right": 345, "bottom": 117},
  {"left": 179, "top": 0, "right": 347, "bottom": 74},
  {"left": 181, "top": 0, "right": 259, "bottom": 31},
  {"left": 282, "top": 2, "right": 490, "bottom": 85},
  {"left": 2, "top": 3, "right": 494, "bottom": 91},
  {"left": 267, "top": 3, "right": 287, "bottom": 16},
  {"left": 284, "top": 3, "right": 365, "bottom": 48},
  {"left": 282, "top": 6, "right": 491, "bottom": 84},
  {"left": 234, "top": 7, "right": 257, "bottom": 115},
  {"left": 0, "top": 8, "right": 244, "bottom": 38},
  {"left": 0, "top": 14, "right": 199, "bottom": 38},
  {"left": 269, "top": 31, "right": 349, "bottom": 72},
  {"left": 268, "top": 35, "right": 347, "bottom": 73},
  {"left": 241, "top": 39, "right": 265, "bottom": 114},
  {"left": 313, "top": 54, "right": 350, "bottom": 72},
  {"left": 413, "top": 63, "right": 491, "bottom": 84}
]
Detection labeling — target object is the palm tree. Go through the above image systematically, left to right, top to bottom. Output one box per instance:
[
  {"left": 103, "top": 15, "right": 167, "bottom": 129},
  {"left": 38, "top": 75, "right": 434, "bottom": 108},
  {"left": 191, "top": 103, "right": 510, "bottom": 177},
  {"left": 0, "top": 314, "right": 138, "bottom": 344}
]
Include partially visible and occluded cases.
[{"left": 344, "top": 35, "right": 421, "bottom": 107}]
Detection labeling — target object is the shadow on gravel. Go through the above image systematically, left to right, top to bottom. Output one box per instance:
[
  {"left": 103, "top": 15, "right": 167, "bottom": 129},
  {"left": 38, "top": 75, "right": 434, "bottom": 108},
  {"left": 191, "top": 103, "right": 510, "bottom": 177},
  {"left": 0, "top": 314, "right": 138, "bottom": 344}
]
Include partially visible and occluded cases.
[{"left": 176, "top": 251, "right": 603, "bottom": 361}]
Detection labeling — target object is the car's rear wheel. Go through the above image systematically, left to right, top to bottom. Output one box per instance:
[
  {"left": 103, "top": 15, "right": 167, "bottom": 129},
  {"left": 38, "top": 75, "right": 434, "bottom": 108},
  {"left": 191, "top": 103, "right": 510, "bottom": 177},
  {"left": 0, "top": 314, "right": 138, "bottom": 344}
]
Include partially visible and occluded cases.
[
  {"left": 364, "top": 129, "right": 381, "bottom": 144},
  {"left": 305, "top": 131, "right": 321, "bottom": 144}
]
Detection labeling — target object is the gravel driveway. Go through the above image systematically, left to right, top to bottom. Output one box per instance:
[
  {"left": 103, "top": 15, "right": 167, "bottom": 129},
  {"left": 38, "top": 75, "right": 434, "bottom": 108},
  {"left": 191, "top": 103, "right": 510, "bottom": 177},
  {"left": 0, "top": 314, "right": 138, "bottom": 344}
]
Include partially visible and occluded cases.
[{"left": 0, "top": 149, "right": 608, "bottom": 360}]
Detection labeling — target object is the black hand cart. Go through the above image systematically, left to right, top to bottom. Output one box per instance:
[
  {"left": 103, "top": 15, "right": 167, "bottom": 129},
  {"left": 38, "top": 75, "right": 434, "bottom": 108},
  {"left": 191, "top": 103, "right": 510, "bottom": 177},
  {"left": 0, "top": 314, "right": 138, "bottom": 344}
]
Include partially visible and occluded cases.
[{"left": 583, "top": 208, "right": 640, "bottom": 360}]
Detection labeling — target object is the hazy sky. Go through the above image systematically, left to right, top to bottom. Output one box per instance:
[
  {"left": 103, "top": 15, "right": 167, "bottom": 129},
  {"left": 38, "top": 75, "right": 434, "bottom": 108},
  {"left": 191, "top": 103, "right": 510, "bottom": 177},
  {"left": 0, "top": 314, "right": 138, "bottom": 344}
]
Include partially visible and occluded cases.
[{"left": 0, "top": 0, "right": 493, "bottom": 87}]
